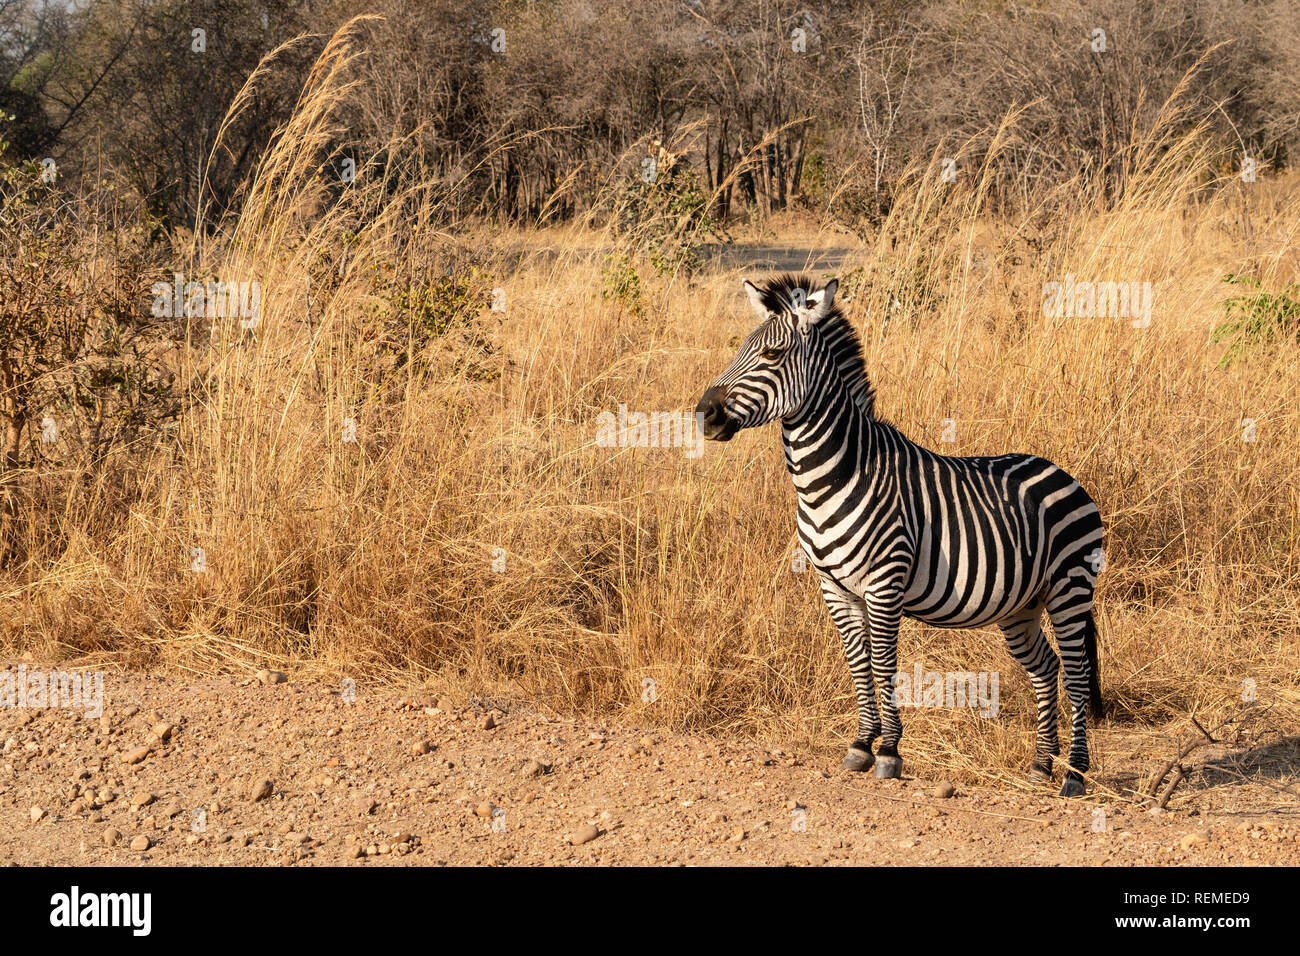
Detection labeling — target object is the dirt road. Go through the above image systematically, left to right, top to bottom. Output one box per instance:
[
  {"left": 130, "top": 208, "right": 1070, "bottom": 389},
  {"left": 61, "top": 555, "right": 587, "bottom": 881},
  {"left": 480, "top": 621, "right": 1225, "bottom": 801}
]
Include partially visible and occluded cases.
[{"left": 1, "top": 668, "right": 1295, "bottom": 866}]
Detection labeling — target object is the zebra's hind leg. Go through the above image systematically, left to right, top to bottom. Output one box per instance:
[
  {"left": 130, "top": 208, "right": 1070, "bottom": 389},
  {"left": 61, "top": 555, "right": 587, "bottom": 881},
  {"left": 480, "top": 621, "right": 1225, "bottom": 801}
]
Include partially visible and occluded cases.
[
  {"left": 1046, "top": 570, "right": 1100, "bottom": 798},
  {"left": 819, "top": 577, "right": 881, "bottom": 772},
  {"left": 997, "top": 603, "right": 1061, "bottom": 789}
]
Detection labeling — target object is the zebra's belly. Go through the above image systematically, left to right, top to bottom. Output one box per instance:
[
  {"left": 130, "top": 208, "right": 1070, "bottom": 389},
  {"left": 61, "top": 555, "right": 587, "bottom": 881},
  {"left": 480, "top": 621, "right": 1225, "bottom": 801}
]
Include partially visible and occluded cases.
[
  {"left": 897, "top": 525, "right": 1042, "bottom": 627},
  {"left": 903, "top": 596, "right": 1026, "bottom": 629}
]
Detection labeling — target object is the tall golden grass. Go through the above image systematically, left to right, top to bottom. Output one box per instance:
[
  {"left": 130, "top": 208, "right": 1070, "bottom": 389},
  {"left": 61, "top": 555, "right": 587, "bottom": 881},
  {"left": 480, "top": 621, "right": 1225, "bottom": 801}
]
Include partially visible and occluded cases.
[{"left": 5, "top": 21, "right": 1297, "bottom": 788}]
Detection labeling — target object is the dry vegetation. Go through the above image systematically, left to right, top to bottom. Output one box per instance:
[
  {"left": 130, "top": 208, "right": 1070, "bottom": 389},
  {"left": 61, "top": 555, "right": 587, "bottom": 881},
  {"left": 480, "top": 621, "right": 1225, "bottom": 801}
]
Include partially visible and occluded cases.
[{"left": 2, "top": 16, "right": 1297, "bottom": 796}]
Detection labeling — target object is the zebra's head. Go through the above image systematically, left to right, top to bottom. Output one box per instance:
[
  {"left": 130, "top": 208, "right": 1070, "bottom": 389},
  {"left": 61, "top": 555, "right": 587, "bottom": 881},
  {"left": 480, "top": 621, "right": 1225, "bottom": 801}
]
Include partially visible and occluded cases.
[{"left": 696, "top": 274, "right": 840, "bottom": 441}]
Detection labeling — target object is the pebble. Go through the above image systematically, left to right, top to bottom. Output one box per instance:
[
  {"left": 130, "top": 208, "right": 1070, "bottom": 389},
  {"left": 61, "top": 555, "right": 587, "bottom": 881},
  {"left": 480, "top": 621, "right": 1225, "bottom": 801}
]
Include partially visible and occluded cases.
[
  {"left": 257, "top": 669, "right": 287, "bottom": 685},
  {"left": 481, "top": 714, "right": 497, "bottom": 731},
  {"left": 151, "top": 722, "right": 175, "bottom": 741},
  {"left": 409, "top": 740, "right": 432, "bottom": 756},
  {"left": 121, "top": 747, "right": 150, "bottom": 765},
  {"left": 522, "top": 759, "right": 546, "bottom": 777},
  {"left": 248, "top": 778, "right": 274, "bottom": 802},
  {"left": 934, "top": 781, "right": 956, "bottom": 799},
  {"left": 130, "top": 792, "right": 156, "bottom": 808},
  {"left": 356, "top": 797, "right": 377, "bottom": 815},
  {"left": 475, "top": 802, "right": 495, "bottom": 818},
  {"left": 29, "top": 806, "right": 45, "bottom": 823},
  {"left": 569, "top": 823, "right": 600, "bottom": 846},
  {"left": 102, "top": 828, "right": 123, "bottom": 847},
  {"left": 129, "top": 835, "right": 150, "bottom": 851}
]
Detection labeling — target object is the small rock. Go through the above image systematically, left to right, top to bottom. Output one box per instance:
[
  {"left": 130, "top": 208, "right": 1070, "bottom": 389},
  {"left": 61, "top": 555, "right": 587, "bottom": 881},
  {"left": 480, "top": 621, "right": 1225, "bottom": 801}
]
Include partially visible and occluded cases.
[
  {"left": 257, "top": 669, "right": 287, "bottom": 685},
  {"left": 121, "top": 705, "right": 140, "bottom": 718},
  {"left": 481, "top": 714, "right": 496, "bottom": 731},
  {"left": 151, "top": 722, "right": 175, "bottom": 741},
  {"left": 409, "top": 740, "right": 432, "bottom": 756},
  {"left": 121, "top": 747, "right": 150, "bottom": 765},
  {"left": 521, "top": 759, "right": 547, "bottom": 778},
  {"left": 247, "top": 779, "right": 274, "bottom": 802},
  {"left": 933, "top": 781, "right": 956, "bottom": 799},
  {"left": 129, "top": 792, "right": 156, "bottom": 808},
  {"left": 356, "top": 797, "right": 377, "bottom": 815},
  {"left": 475, "top": 802, "right": 494, "bottom": 818},
  {"left": 29, "top": 806, "right": 45, "bottom": 823},
  {"left": 569, "top": 823, "right": 600, "bottom": 846},
  {"left": 102, "top": 828, "right": 123, "bottom": 847},
  {"left": 129, "top": 835, "right": 150, "bottom": 851}
]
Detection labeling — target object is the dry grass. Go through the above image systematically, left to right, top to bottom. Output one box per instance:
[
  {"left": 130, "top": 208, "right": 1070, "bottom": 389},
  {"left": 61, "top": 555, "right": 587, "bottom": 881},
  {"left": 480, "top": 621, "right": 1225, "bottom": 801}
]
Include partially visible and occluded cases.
[{"left": 3, "top": 21, "right": 1297, "bottom": 790}]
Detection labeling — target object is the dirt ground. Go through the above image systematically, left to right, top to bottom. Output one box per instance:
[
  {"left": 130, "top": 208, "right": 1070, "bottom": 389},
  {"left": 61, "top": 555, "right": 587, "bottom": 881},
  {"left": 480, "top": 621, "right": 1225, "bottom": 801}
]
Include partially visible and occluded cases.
[{"left": 1, "top": 666, "right": 1296, "bottom": 866}]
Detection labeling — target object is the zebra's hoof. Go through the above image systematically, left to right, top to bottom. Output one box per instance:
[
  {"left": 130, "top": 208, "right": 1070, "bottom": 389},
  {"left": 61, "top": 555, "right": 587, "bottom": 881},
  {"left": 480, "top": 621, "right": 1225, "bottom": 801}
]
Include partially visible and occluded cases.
[
  {"left": 841, "top": 747, "right": 875, "bottom": 773},
  {"left": 873, "top": 755, "right": 903, "bottom": 779},
  {"left": 1028, "top": 762, "right": 1054, "bottom": 785},
  {"left": 1059, "top": 775, "right": 1086, "bottom": 798}
]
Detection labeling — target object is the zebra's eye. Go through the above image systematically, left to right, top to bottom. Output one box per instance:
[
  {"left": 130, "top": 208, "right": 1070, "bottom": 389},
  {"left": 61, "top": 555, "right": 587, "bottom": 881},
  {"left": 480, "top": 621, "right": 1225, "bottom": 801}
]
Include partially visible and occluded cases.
[{"left": 761, "top": 347, "right": 784, "bottom": 361}]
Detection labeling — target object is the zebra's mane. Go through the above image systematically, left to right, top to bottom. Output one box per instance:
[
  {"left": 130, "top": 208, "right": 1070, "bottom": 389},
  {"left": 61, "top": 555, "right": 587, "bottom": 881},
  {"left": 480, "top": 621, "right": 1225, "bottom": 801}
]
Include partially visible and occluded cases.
[{"left": 754, "top": 273, "right": 881, "bottom": 421}]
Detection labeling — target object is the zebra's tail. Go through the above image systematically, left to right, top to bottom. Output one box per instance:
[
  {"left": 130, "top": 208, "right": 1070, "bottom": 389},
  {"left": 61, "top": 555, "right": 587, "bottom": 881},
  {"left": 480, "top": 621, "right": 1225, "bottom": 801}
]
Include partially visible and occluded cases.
[{"left": 1084, "top": 610, "right": 1104, "bottom": 718}]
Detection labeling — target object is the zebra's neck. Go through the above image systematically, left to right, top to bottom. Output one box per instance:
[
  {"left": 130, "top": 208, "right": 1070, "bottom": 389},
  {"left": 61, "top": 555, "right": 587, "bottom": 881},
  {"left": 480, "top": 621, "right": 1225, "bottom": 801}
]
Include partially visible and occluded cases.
[{"left": 780, "top": 350, "right": 887, "bottom": 498}]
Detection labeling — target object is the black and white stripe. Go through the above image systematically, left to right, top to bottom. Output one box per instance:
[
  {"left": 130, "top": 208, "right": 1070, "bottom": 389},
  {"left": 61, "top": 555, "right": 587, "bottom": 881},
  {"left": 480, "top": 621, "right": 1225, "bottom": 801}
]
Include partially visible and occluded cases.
[{"left": 697, "top": 274, "right": 1104, "bottom": 796}]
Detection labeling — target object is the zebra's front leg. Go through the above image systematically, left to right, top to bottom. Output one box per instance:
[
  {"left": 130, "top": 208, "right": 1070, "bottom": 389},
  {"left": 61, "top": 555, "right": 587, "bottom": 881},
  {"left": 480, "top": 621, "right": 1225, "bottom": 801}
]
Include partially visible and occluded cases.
[
  {"left": 819, "top": 577, "right": 880, "bottom": 772},
  {"left": 865, "top": 589, "right": 905, "bottom": 779}
]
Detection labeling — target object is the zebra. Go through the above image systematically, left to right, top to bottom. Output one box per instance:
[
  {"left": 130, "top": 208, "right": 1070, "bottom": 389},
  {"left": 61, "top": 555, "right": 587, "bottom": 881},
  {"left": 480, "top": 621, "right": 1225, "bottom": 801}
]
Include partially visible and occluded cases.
[{"left": 695, "top": 274, "right": 1104, "bottom": 797}]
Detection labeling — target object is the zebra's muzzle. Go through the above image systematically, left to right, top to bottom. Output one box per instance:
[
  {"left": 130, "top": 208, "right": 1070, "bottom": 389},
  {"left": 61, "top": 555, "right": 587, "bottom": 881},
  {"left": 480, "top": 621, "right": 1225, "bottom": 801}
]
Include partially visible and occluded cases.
[{"left": 696, "top": 386, "right": 739, "bottom": 441}]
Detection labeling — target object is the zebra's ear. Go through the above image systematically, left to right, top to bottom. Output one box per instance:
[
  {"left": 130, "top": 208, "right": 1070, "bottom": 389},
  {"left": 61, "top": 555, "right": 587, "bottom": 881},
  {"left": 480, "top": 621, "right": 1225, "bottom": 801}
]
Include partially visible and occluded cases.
[
  {"left": 742, "top": 279, "right": 768, "bottom": 319},
  {"left": 796, "top": 279, "right": 838, "bottom": 335},
  {"left": 806, "top": 279, "right": 838, "bottom": 319}
]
